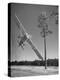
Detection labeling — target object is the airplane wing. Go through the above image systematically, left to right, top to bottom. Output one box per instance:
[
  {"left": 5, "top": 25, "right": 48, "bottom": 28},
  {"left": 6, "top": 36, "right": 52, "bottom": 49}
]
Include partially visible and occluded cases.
[
  {"left": 15, "top": 14, "right": 26, "bottom": 36},
  {"left": 15, "top": 14, "right": 43, "bottom": 60},
  {"left": 27, "top": 39, "right": 43, "bottom": 60}
]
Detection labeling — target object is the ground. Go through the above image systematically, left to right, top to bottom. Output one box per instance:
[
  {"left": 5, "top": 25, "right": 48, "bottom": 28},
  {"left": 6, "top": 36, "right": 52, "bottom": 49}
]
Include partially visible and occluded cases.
[{"left": 11, "top": 66, "right": 58, "bottom": 77}]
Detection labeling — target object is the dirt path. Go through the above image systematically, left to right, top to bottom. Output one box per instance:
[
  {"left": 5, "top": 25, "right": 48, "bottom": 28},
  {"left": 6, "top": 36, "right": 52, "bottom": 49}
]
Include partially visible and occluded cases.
[{"left": 11, "top": 66, "right": 58, "bottom": 77}]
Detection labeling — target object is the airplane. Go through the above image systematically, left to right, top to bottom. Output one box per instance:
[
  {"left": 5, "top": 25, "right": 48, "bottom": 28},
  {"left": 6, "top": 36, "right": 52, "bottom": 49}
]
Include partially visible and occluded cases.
[{"left": 14, "top": 14, "right": 43, "bottom": 60}]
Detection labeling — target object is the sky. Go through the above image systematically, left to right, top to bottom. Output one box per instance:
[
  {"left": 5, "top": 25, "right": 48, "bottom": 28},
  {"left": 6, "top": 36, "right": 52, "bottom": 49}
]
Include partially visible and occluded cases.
[{"left": 10, "top": 3, "right": 58, "bottom": 61}]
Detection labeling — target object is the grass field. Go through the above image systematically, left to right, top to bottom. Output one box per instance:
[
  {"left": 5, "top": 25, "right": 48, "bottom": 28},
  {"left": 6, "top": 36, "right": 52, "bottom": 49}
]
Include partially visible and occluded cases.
[{"left": 11, "top": 66, "right": 58, "bottom": 77}]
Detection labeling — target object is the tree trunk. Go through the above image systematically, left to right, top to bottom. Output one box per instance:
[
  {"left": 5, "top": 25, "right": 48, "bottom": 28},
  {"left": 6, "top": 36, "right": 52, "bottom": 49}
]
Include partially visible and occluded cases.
[{"left": 44, "top": 37, "right": 47, "bottom": 69}]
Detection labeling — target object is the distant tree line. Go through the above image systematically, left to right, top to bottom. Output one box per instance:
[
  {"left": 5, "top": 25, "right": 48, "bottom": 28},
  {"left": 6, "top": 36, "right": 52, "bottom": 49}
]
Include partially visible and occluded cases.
[{"left": 8, "top": 59, "right": 58, "bottom": 67}]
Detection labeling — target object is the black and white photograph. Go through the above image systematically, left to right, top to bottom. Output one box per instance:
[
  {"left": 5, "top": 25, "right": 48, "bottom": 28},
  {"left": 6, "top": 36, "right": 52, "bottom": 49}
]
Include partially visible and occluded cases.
[{"left": 8, "top": 3, "right": 59, "bottom": 77}]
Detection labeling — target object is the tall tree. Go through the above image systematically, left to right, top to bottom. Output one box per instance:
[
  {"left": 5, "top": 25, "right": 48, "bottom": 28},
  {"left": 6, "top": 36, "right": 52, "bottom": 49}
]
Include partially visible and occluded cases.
[{"left": 37, "top": 12, "right": 52, "bottom": 69}]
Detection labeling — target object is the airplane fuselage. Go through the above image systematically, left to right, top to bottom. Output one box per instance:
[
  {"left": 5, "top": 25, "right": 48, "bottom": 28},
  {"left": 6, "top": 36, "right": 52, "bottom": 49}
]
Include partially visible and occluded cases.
[{"left": 19, "top": 35, "right": 27, "bottom": 46}]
